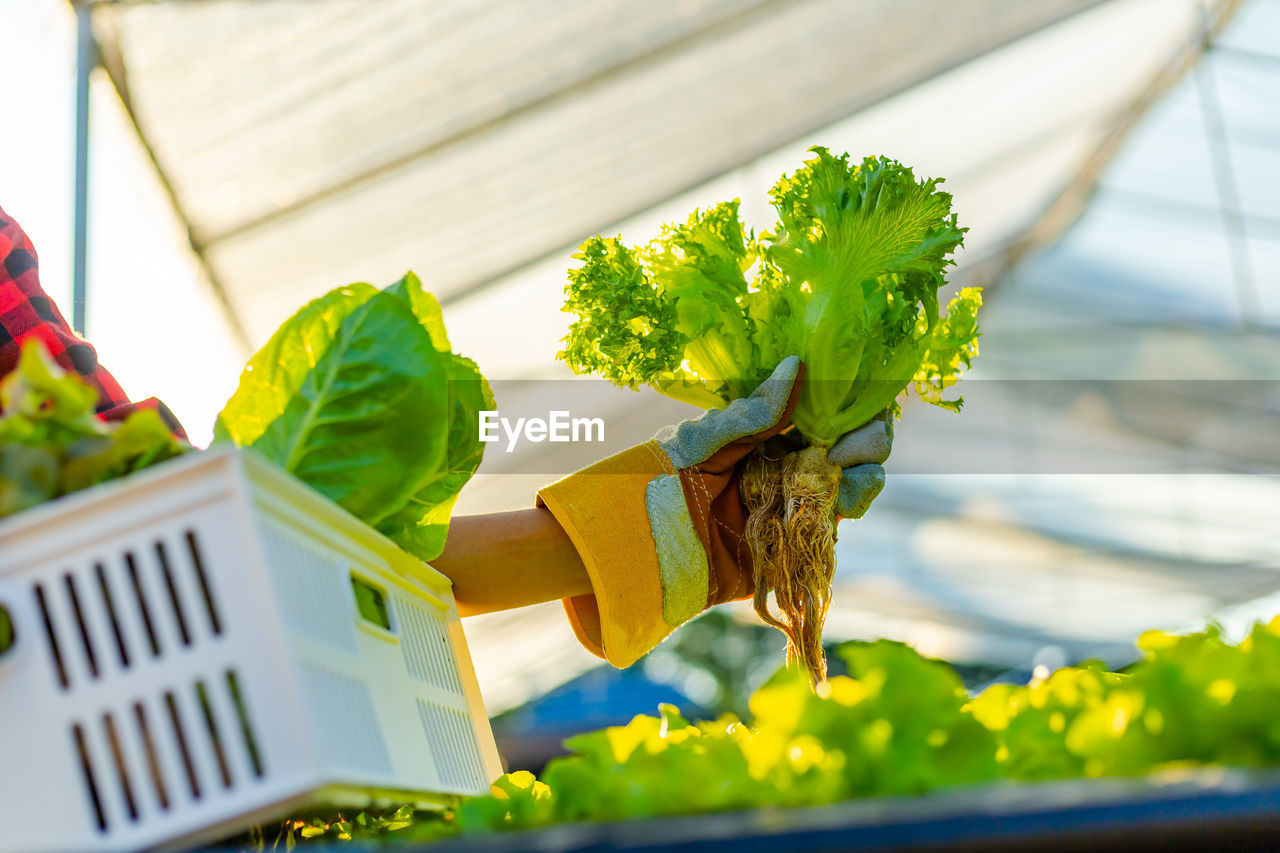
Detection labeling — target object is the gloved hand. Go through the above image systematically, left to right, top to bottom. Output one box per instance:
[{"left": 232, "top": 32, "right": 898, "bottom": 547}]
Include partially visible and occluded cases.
[
  {"left": 537, "top": 355, "right": 892, "bottom": 667},
  {"left": 832, "top": 418, "right": 893, "bottom": 519}
]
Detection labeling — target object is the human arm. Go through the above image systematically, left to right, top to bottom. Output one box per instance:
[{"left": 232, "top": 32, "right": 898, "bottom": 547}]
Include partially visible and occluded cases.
[
  {"left": 434, "top": 358, "right": 891, "bottom": 666},
  {"left": 431, "top": 507, "right": 592, "bottom": 617}
]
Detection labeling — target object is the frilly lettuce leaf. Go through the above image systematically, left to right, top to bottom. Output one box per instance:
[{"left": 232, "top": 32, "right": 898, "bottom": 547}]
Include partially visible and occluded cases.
[
  {"left": 559, "top": 147, "right": 980, "bottom": 444},
  {"left": 558, "top": 236, "right": 688, "bottom": 396},
  {"left": 914, "top": 286, "right": 982, "bottom": 414},
  {"left": 0, "top": 339, "right": 104, "bottom": 444}
]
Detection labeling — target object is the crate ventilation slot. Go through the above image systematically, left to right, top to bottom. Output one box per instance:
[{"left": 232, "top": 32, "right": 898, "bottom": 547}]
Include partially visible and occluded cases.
[
  {"left": 262, "top": 527, "right": 357, "bottom": 653},
  {"left": 184, "top": 530, "right": 223, "bottom": 636},
  {"left": 34, "top": 531, "right": 226, "bottom": 689},
  {"left": 155, "top": 543, "right": 193, "bottom": 647},
  {"left": 125, "top": 552, "right": 161, "bottom": 658},
  {"left": 94, "top": 562, "right": 131, "bottom": 668},
  {"left": 65, "top": 573, "right": 100, "bottom": 678},
  {"left": 34, "top": 582, "right": 68, "bottom": 689},
  {"left": 396, "top": 593, "right": 463, "bottom": 695},
  {"left": 0, "top": 600, "right": 15, "bottom": 657},
  {"left": 301, "top": 665, "right": 392, "bottom": 776},
  {"left": 226, "top": 670, "right": 265, "bottom": 778},
  {"left": 70, "top": 673, "right": 266, "bottom": 833},
  {"left": 195, "top": 680, "right": 233, "bottom": 789},
  {"left": 164, "top": 691, "right": 202, "bottom": 801},
  {"left": 417, "top": 700, "right": 486, "bottom": 792},
  {"left": 133, "top": 701, "right": 170, "bottom": 811},
  {"left": 102, "top": 711, "right": 140, "bottom": 822},
  {"left": 72, "top": 723, "right": 107, "bottom": 833}
]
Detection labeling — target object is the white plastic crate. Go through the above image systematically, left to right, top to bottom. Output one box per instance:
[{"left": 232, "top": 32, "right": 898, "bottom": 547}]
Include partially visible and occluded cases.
[{"left": 0, "top": 446, "right": 503, "bottom": 853}]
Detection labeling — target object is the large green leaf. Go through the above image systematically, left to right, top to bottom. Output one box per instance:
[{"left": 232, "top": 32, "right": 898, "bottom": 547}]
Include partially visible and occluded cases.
[
  {"left": 385, "top": 271, "right": 452, "bottom": 352},
  {"left": 375, "top": 273, "right": 494, "bottom": 560},
  {"left": 214, "top": 284, "right": 378, "bottom": 447},
  {"left": 214, "top": 286, "right": 450, "bottom": 525},
  {"left": 379, "top": 357, "right": 491, "bottom": 560}
]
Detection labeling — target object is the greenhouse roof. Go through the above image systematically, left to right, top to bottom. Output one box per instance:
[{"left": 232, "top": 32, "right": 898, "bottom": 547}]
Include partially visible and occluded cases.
[
  {"left": 23, "top": 0, "right": 1275, "bottom": 710},
  {"left": 94, "top": 0, "right": 1124, "bottom": 346}
]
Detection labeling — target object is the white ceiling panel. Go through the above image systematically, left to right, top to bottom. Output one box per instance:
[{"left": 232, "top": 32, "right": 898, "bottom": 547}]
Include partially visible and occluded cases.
[{"left": 100, "top": 0, "right": 1102, "bottom": 344}]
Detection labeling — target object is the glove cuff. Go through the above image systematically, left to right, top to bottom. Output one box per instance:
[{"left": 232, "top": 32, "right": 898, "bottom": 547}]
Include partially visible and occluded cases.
[{"left": 536, "top": 441, "right": 709, "bottom": 667}]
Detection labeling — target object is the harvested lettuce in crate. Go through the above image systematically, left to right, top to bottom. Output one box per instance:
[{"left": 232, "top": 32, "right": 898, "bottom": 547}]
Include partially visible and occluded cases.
[{"left": 0, "top": 342, "right": 186, "bottom": 520}]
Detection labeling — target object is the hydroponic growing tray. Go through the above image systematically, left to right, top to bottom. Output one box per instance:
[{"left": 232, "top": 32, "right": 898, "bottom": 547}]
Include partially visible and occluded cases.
[
  {"left": 0, "top": 446, "right": 502, "bottom": 853},
  {"left": 401, "top": 767, "right": 1280, "bottom": 853}
]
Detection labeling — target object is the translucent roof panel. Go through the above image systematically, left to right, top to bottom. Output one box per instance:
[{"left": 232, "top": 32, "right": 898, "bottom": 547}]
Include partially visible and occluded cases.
[
  {"left": 100, "top": 0, "right": 1105, "bottom": 345},
  {"left": 437, "top": 0, "right": 1210, "bottom": 384},
  {"left": 1215, "top": 0, "right": 1280, "bottom": 57}
]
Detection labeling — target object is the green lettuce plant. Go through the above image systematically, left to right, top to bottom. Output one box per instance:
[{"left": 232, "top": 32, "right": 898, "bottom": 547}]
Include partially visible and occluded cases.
[
  {"left": 560, "top": 147, "right": 982, "bottom": 683},
  {"left": 215, "top": 272, "right": 492, "bottom": 561},
  {"left": 273, "top": 618, "right": 1280, "bottom": 846}
]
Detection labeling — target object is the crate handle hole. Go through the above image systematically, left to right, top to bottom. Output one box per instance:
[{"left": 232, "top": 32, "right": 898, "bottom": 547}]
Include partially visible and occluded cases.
[{"left": 350, "top": 575, "right": 393, "bottom": 633}]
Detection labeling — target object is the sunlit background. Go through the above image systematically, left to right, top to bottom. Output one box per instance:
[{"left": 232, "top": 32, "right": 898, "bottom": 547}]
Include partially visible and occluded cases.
[{"left": 2, "top": 0, "right": 1277, "bottom": 769}]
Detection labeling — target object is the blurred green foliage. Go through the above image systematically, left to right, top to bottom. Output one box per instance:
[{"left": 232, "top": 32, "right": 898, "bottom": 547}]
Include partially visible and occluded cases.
[
  {"left": 641, "top": 610, "right": 786, "bottom": 719},
  {"left": 240, "top": 618, "right": 1280, "bottom": 848}
]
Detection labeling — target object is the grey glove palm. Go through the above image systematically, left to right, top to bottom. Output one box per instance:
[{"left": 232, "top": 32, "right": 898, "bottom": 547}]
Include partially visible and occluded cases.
[{"left": 829, "top": 416, "right": 893, "bottom": 519}]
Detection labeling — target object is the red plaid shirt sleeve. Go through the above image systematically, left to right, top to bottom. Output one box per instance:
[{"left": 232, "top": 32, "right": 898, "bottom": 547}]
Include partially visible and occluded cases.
[{"left": 0, "top": 203, "right": 188, "bottom": 440}]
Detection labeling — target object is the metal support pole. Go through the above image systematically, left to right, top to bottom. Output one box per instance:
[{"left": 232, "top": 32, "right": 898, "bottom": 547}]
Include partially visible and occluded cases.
[
  {"left": 72, "top": 2, "right": 93, "bottom": 337},
  {"left": 1196, "top": 5, "right": 1260, "bottom": 329}
]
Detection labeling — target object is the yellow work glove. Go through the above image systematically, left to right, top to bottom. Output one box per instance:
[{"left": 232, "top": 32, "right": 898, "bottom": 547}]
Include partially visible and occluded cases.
[{"left": 538, "top": 357, "right": 891, "bottom": 667}]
